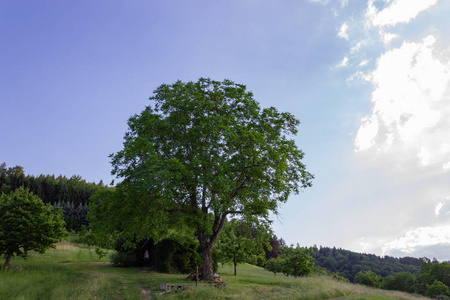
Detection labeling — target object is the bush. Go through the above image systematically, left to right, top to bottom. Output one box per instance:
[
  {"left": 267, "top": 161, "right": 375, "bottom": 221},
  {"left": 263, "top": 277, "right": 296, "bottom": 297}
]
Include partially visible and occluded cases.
[
  {"left": 155, "top": 238, "right": 201, "bottom": 274},
  {"left": 110, "top": 239, "right": 149, "bottom": 267},
  {"left": 110, "top": 250, "right": 141, "bottom": 267},
  {"left": 354, "top": 270, "right": 383, "bottom": 288},
  {"left": 383, "top": 271, "right": 415, "bottom": 293},
  {"left": 426, "top": 280, "right": 450, "bottom": 298}
]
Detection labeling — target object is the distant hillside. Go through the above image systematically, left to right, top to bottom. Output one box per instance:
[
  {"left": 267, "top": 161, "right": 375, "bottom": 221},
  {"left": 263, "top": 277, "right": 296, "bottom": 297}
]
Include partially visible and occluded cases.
[{"left": 311, "top": 246, "right": 420, "bottom": 281}]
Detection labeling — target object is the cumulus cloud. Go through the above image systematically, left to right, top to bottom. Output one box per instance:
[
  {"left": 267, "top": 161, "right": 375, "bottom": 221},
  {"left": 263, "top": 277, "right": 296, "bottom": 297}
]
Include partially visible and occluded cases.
[
  {"left": 366, "top": 0, "right": 438, "bottom": 27},
  {"left": 354, "top": 35, "right": 450, "bottom": 171},
  {"left": 383, "top": 225, "right": 450, "bottom": 259}
]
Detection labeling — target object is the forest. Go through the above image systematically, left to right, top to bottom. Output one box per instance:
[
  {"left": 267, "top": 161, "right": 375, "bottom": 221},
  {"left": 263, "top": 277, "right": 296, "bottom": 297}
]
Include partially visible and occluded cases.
[
  {"left": 0, "top": 163, "right": 110, "bottom": 231},
  {"left": 310, "top": 245, "right": 421, "bottom": 281}
]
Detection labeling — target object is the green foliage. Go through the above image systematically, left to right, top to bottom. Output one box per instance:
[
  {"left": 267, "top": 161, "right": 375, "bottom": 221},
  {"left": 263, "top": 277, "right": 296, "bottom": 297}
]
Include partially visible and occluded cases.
[
  {"left": 92, "top": 78, "right": 313, "bottom": 280},
  {"left": 0, "top": 163, "right": 111, "bottom": 232},
  {"left": 0, "top": 163, "right": 109, "bottom": 207},
  {"left": 0, "top": 187, "right": 67, "bottom": 268},
  {"left": 216, "top": 219, "right": 271, "bottom": 275},
  {"left": 155, "top": 238, "right": 201, "bottom": 274},
  {"left": 265, "top": 245, "right": 314, "bottom": 278},
  {"left": 280, "top": 246, "right": 315, "bottom": 278},
  {"left": 310, "top": 246, "right": 421, "bottom": 282},
  {"left": 110, "top": 249, "right": 141, "bottom": 267},
  {"left": 265, "top": 258, "right": 284, "bottom": 275},
  {"left": 415, "top": 258, "right": 450, "bottom": 295},
  {"left": 354, "top": 270, "right": 383, "bottom": 288},
  {"left": 383, "top": 271, "right": 416, "bottom": 293},
  {"left": 426, "top": 280, "right": 450, "bottom": 298}
]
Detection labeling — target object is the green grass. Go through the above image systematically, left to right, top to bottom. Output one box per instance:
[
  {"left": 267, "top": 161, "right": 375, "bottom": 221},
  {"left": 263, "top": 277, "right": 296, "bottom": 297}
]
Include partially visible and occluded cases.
[{"left": 0, "top": 243, "right": 430, "bottom": 300}]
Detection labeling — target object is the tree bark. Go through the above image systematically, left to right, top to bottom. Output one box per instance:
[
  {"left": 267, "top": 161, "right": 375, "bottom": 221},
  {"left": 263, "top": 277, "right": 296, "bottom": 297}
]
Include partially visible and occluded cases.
[
  {"left": 198, "top": 213, "right": 228, "bottom": 281},
  {"left": 201, "top": 246, "right": 214, "bottom": 281},
  {"left": 3, "top": 253, "right": 13, "bottom": 269},
  {"left": 234, "top": 258, "right": 237, "bottom": 275}
]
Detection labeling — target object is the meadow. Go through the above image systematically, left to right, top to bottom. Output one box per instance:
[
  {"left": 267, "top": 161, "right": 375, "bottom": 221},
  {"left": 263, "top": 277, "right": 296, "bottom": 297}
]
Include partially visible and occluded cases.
[{"left": 0, "top": 243, "right": 429, "bottom": 300}]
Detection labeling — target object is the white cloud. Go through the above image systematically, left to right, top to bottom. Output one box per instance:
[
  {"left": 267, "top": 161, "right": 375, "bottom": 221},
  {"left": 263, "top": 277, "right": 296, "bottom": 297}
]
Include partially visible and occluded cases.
[
  {"left": 307, "top": 0, "right": 330, "bottom": 5},
  {"left": 308, "top": 0, "right": 348, "bottom": 6},
  {"left": 339, "top": 0, "right": 349, "bottom": 8},
  {"left": 367, "top": 0, "right": 438, "bottom": 27},
  {"left": 338, "top": 22, "right": 349, "bottom": 40},
  {"left": 380, "top": 31, "right": 399, "bottom": 45},
  {"left": 354, "top": 35, "right": 450, "bottom": 169},
  {"left": 350, "top": 40, "right": 368, "bottom": 54},
  {"left": 337, "top": 56, "right": 349, "bottom": 67},
  {"left": 359, "top": 59, "right": 371, "bottom": 67},
  {"left": 347, "top": 71, "right": 371, "bottom": 82},
  {"left": 443, "top": 161, "right": 450, "bottom": 171},
  {"left": 435, "top": 202, "right": 445, "bottom": 216},
  {"left": 383, "top": 225, "right": 450, "bottom": 257}
]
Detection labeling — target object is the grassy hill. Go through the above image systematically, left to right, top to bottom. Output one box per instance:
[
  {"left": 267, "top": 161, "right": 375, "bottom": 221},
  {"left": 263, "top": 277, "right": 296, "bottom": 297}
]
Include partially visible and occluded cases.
[{"left": 0, "top": 243, "right": 429, "bottom": 300}]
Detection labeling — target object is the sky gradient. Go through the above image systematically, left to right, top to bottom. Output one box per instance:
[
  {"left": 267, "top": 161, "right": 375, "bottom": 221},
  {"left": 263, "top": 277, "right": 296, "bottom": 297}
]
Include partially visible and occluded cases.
[{"left": 1, "top": 0, "right": 450, "bottom": 260}]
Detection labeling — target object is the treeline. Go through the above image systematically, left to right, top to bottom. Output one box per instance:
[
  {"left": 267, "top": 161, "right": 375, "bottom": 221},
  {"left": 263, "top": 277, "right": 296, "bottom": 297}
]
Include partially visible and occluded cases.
[
  {"left": 0, "top": 163, "right": 111, "bottom": 230},
  {"left": 310, "top": 246, "right": 420, "bottom": 281},
  {"left": 349, "top": 258, "right": 450, "bottom": 298}
]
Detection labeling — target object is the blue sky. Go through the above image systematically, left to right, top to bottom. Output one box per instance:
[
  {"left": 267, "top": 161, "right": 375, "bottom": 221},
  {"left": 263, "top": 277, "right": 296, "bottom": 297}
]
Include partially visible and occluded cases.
[{"left": 2, "top": 0, "right": 450, "bottom": 260}]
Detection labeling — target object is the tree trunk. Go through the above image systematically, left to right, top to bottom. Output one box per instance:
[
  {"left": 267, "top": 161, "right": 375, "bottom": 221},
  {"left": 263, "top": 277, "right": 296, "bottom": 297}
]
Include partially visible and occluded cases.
[
  {"left": 197, "top": 214, "right": 227, "bottom": 281},
  {"left": 201, "top": 247, "right": 214, "bottom": 281},
  {"left": 3, "top": 253, "right": 13, "bottom": 269},
  {"left": 234, "top": 258, "right": 237, "bottom": 275}
]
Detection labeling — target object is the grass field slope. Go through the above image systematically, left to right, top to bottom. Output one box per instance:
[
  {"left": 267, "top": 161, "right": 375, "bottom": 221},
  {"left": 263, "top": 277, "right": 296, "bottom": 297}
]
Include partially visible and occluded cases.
[{"left": 0, "top": 243, "right": 429, "bottom": 300}]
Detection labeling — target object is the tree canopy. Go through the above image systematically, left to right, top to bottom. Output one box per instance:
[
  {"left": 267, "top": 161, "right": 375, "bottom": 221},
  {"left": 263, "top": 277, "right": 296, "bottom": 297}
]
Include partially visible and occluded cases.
[
  {"left": 89, "top": 78, "right": 313, "bottom": 280},
  {"left": 0, "top": 187, "right": 66, "bottom": 268}
]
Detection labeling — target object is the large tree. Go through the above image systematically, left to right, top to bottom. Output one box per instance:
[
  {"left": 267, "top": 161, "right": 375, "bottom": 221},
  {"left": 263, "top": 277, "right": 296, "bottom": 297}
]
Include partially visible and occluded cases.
[
  {"left": 89, "top": 78, "right": 313, "bottom": 280},
  {"left": 0, "top": 187, "right": 66, "bottom": 268}
]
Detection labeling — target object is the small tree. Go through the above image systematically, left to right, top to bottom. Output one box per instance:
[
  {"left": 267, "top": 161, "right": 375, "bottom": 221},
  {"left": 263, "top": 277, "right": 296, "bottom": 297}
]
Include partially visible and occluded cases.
[
  {"left": 0, "top": 187, "right": 66, "bottom": 268},
  {"left": 216, "top": 219, "right": 270, "bottom": 275},
  {"left": 281, "top": 246, "right": 315, "bottom": 278},
  {"left": 265, "top": 258, "right": 284, "bottom": 276}
]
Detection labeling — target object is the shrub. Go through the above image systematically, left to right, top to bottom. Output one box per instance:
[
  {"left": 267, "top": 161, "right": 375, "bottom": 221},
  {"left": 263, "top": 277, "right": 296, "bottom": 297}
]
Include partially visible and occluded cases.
[
  {"left": 155, "top": 238, "right": 201, "bottom": 274},
  {"left": 354, "top": 270, "right": 383, "bottom": 288},
  {"left": 383, "top": 271, "right": 415, "bottom": 293},
  {"left": 426, "top": 280, "right": 450, "bottom": 298}
]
